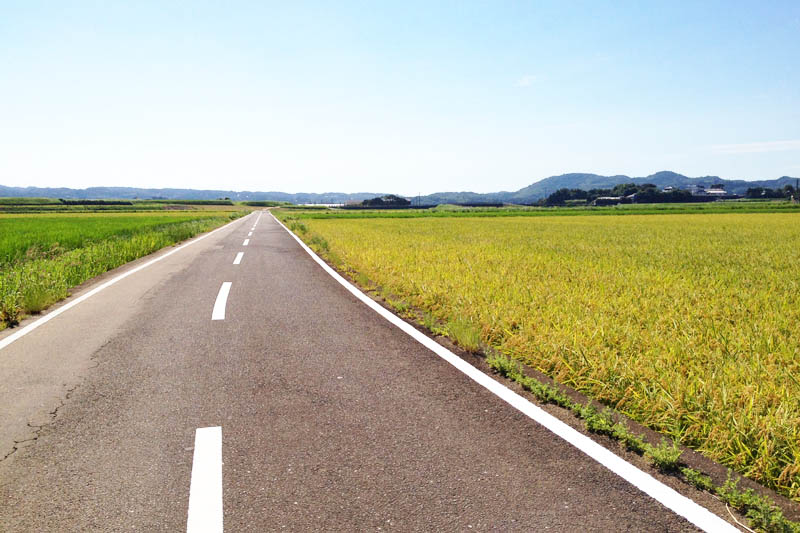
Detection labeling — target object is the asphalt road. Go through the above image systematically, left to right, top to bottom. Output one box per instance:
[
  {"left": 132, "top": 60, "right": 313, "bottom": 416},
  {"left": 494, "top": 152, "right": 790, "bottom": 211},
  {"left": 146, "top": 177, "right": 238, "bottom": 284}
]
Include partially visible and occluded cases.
[{"left": 0, "top": 211, "right": 737, "bottom": 531}]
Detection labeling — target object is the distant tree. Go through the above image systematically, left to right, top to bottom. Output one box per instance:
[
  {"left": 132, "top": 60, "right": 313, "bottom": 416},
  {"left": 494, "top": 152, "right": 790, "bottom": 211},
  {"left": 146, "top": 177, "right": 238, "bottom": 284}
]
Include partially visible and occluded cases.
[
  {"left": 547, "top": 183, "right": 701, "bottom": 205},
  {"left": 610, "top": 183, "right": 638, "bottom": 196},
  {"left": 634, "top": 187, "right": 661, "bottom": 203},
  {"left": 747, "top": 187, "right": 786, "bottom": 199},
  {"left": 545, "top": 188, "right": 589, "bottom": 206},
  {"left": 545, "top": 188, "right": 569, "bottom": 205},
  {"left": 663, "top": 189, "right": 693, "bottom": 202},
  {"left": 362, "top": 194, "right": 411, "bottom": 207}
]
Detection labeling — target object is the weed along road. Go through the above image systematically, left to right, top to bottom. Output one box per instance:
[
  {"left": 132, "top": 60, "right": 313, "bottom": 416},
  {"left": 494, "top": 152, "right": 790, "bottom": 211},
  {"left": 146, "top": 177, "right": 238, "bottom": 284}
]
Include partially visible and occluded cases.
[{"left": 0, "top": 211, "right": 739, "bottom": 531}]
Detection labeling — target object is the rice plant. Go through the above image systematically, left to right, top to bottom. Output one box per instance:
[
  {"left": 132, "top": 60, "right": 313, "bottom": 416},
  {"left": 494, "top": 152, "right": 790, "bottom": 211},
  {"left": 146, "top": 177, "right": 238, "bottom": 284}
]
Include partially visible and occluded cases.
[
  {"left": 0, "top": 211, "right": 245, "bottom": 329},
  {"left": 279, "top": 211, "right": 800, "bottom": 502}
]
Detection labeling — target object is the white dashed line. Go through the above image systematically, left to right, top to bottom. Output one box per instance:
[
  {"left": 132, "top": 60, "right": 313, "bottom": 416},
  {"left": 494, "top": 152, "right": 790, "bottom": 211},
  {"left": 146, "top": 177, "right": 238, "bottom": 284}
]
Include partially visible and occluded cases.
[
  {"left": 251, "top": 211, "right": 262, "bottom": 231},
  {"left": 0, "top": 213, "right": 254, "bottom": 353},
  {"left": 271, "top": 213, "right": 738, "bottom": 533},
  {"left": 248, "top": 232, "right": 252, "bottom": 237},
  {"left": 242, "top": 239, "right": 249, "bottom": 246},
  {"left": 233, "top": 252, "right": 244, "bottom": 265},
  {"left": 211, "top": 282, "right": 232, "bottom": 321},
  {"left": 186, "top": 426, "right": 223, "bottom": 533}
]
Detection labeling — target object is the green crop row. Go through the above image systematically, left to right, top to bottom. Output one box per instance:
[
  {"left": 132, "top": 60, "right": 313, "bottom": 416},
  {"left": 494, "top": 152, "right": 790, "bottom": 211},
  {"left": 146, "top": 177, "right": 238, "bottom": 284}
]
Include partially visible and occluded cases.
[
  {"left": 0, "top": 212, "right": 245, "bottom": 329},
  {"left": 0, "top": 212, "right": 240, "bottom": 264}
]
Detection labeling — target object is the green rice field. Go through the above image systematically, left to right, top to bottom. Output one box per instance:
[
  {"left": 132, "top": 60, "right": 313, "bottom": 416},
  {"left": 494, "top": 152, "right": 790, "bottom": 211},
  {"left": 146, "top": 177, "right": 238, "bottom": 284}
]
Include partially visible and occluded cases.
[{"left": 0, "top": 210, "right": 246, "bottom": 329}]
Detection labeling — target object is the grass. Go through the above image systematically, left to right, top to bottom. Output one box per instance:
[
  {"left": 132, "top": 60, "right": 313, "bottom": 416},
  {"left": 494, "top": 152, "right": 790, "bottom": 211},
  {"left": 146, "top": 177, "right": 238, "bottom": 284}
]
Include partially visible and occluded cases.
[
  {"left": 275, "top": 209, "right": 800, "bottom": 505},
  {"left": 0, "top": 211, "right": 246, "bottom": 329},
  {"left": 308, "top": 235, "right": 329, "bottom": 252},
  {"left": 446, "top": 317, "right": 483, "bottom": 352},
  {"left": 485, "top": 352, "right": 800, "bottom": 532},
  {"left": 487, "top": 352, "right": 683, "bottom": 467},
  {"left": 716, "top": 474, "right": 800, "bottom": 533}
]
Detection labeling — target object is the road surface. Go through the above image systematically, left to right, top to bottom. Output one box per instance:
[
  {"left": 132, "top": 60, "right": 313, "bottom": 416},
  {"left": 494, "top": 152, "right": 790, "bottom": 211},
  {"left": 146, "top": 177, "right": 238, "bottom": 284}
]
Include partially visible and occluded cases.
[{"left": 0, "top": 212, "right": 738, "bottom": 531}]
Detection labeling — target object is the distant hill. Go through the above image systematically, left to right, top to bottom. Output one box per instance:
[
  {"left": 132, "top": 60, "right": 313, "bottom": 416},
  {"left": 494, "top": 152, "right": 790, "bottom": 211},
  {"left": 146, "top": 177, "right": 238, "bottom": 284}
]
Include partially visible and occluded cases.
[
  {"left": 2, "top": 172, "right": 797, "bottom": 205},
  {"left": 419, "top": 172, "right": 798, "bottom": 204},
  {"left": 501, "top": 172, "right": 798, "bottom": 203},
  {"left": 0, "top": 185, "right": 383, "bottom": 205}
]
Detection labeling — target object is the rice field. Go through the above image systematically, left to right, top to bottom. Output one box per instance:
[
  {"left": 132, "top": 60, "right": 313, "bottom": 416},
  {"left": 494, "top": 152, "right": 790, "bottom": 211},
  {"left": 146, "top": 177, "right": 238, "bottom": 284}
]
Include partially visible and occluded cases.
[
  {"left": 279, "top": 210, "right": 800, "bottom": 502},
  {"left": 0, "top": 211, "right": 246, "bottom": 329}
]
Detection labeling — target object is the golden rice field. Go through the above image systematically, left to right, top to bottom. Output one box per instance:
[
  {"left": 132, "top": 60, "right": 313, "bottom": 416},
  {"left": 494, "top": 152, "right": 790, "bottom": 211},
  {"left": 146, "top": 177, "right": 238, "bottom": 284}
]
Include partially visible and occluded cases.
[{"left": 286, "top": 212, "right": 800, "bottom": 501}]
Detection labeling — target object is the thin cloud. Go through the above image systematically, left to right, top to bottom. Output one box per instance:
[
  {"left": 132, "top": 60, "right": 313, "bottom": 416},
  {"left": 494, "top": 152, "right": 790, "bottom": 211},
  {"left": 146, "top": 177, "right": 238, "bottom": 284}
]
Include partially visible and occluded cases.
[
  {"left": 515, "top": 74, "right": 537, "bottom": 87},
  {"left": 711, "top": 140, "right": 800, "bottom": 154}
]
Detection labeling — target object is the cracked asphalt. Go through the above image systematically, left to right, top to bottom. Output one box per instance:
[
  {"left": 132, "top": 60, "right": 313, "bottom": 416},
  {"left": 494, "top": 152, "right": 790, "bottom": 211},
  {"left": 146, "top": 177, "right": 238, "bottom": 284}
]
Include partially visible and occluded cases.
[{"left": 0, "top": 211, "right": 731, "bottom": 531}]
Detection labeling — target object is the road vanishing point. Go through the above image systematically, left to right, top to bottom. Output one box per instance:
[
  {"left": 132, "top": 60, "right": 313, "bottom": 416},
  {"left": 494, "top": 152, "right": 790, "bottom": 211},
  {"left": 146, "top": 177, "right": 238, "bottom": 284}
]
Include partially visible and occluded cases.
[{"left": 0, "top": 211, "right": 741, "bottom": 531}]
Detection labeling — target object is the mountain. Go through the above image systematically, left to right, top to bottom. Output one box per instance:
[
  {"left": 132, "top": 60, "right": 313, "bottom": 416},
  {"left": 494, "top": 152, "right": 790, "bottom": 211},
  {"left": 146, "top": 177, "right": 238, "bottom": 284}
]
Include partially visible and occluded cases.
[
  {"left": 2, "top": 172, "right": 797, "bottom": 204},
  {"left": 500, "top": 172, "right": 799, "bottom": 203},
  {"left": 508, "top": 173, "right": 632, "bottom": 202},
  {"left": 412, "top": 191, "right": 511, "bottom": 205}
]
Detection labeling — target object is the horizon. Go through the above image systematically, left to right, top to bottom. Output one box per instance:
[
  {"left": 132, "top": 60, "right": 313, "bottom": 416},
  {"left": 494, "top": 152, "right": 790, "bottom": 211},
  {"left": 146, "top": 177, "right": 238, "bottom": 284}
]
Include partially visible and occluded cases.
[
  {"left": 1, "top": 2, "right": 799, "bottom": 195},
  {"left": 2, "top": 169, "right": 798, "bottom": 197}
]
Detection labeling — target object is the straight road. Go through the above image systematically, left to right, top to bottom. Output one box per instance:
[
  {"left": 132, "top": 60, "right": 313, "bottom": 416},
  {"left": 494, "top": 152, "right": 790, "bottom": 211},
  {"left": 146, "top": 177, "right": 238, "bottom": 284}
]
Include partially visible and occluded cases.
[{"left": 0, "top": 212, "right": 736, "bottom": 531}]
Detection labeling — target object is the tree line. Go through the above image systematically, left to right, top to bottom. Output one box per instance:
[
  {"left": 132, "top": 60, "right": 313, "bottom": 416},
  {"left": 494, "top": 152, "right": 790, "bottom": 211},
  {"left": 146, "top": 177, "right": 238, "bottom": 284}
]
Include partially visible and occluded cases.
[
  {"left": 542, "top": 183, "right": 797, "bottom": 206},
  {"left": 540, "top": 184, "right": 699, "bottom": 206},
  {"left": 745, "top": 185, "right": 797, "bottom": 199}
]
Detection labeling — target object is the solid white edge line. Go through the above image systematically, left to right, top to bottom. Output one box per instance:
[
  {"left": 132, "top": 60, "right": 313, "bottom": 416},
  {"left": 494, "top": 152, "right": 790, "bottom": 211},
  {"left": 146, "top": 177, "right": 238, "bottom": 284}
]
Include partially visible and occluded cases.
[
  {"left": 0, "top": 212, "right": 256, "bottom": 352},
  {"left": 270, "top": 213, "right": 738, "bottom": 533},
  {"left": 242, "top": 239, "right": 249, "bottom": 246},
  {"left": 233, "top": 252, "right": 244, "bottom": 265},
  {"left": 211, "top": 282, "right": 232, "bottom": 321},
  {"left": 187, "top": 426, "right": 223, "bottom": 533}
]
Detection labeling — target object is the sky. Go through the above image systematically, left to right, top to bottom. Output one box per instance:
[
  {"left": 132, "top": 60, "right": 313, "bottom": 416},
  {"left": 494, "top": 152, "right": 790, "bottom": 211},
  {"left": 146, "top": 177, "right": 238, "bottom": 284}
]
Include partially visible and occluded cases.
[{"left": 1, "top": 1, "right": 799, "bottom": 195}]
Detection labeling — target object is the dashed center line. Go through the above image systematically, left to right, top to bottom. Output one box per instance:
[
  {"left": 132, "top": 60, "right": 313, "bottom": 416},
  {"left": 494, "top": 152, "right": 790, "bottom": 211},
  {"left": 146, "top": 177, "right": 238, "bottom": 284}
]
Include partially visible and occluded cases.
[
  {"left": 0, "top": 215, "right": 246, "bottom": 353},
  {"left": 247, "top": 231, "right": 252, "bottom": 237},
  {"left": 242, "top": 239, "right": 250, "bottom": 246},
  {"left": 233, "top": 252, "right": 244, "bottom": 265},
  {"left": 211, "top": 282, "right": 232, "bottom": 321},
  {"left": 186, "top": 426, "right": 223, "bottom": 533}
]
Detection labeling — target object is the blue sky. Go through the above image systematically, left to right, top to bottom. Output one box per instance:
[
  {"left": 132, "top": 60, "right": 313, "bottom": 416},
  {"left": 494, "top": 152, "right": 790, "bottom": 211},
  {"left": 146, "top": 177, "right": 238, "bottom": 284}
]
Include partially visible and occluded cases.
[{"left": 1, "top": 1, "right": 798, "bottom": 194}]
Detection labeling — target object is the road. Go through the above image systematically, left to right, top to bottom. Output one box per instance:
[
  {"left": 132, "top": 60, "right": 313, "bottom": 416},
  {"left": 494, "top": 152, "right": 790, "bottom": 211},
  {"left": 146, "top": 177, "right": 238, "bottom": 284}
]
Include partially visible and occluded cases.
[{"left": 0, "top": 211, "right": 738, "bottom": 531}]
